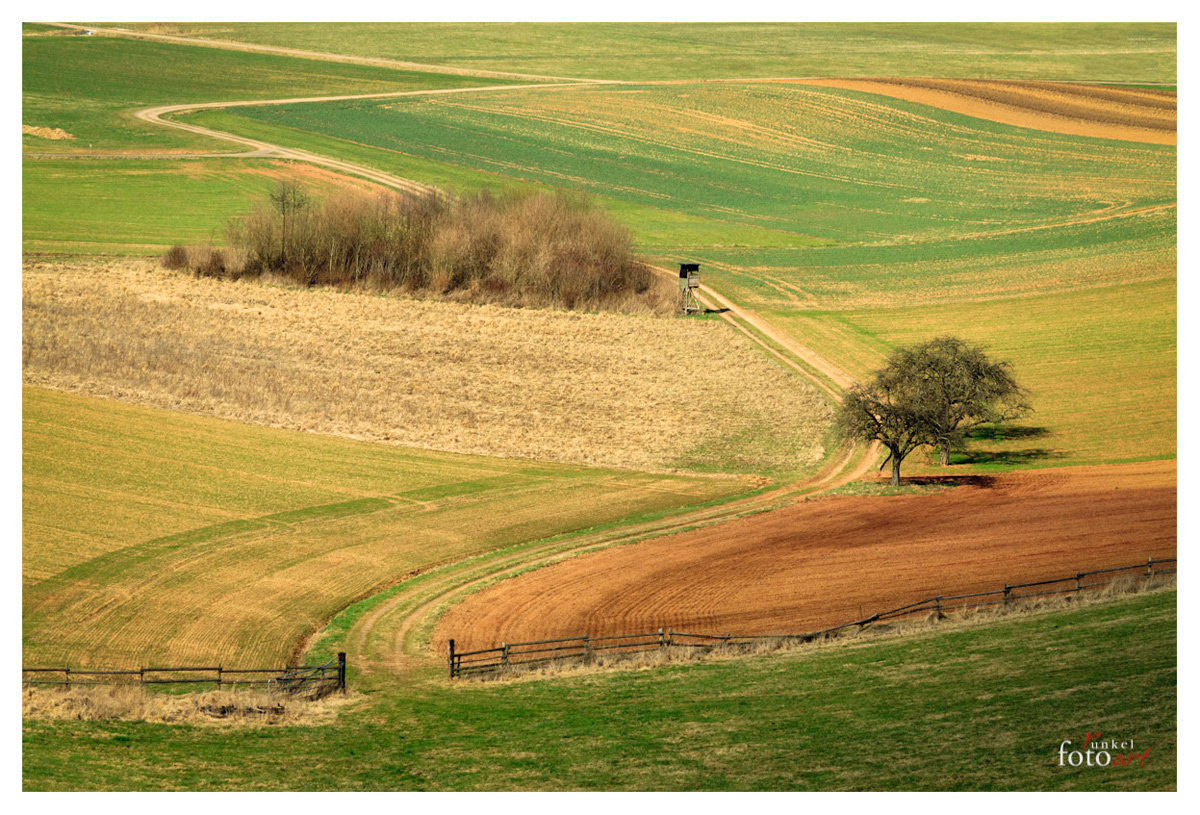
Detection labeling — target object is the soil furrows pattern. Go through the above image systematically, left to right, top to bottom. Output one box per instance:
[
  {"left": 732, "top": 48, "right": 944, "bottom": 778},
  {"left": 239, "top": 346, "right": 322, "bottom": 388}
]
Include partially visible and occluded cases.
[
  {"left": 793, "top": 78, "right": 1176, "bottom": 144},
  {"left": 435, "top": 460, "right": 1177, "bottom": 653}
]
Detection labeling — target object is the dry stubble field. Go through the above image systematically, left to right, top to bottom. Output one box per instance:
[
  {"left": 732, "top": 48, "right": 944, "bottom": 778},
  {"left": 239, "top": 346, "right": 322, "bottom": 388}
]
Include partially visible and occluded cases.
[{"left": 22, "top": 261, "right": 831, "bottom": 477}]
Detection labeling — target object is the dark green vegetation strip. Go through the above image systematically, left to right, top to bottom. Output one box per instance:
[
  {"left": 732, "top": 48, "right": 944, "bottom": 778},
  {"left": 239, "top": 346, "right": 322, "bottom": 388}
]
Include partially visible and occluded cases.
[
  {"left": 96, "top": 22, "right": 1176, "bottom": 83},
  {"left": 21, "top": 35, "right": 522, "bottom": 153},
  {"left": 22, "top": 590, "right": 1176, "bottom": 791}
]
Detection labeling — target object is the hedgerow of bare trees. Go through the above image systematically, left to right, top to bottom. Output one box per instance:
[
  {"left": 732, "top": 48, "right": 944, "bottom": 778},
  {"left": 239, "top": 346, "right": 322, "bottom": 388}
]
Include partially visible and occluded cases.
[{"left": 164, "top": 182, "right": 671, "bottom": 313}]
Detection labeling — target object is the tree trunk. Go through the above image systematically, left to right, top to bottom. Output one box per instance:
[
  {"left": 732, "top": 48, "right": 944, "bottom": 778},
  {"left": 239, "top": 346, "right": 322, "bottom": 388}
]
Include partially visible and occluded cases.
[
  {"left": 939, "top": 442, "right": 949, "bottom": 467},
  {"left": 891, "top": 455, "right": 901, "bottom": 487}
]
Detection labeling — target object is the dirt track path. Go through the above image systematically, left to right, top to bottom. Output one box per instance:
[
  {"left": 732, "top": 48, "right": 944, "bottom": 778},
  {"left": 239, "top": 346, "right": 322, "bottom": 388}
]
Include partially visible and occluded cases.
[{"left": 133, "top": 84, "right": 592, "bottom": 196}]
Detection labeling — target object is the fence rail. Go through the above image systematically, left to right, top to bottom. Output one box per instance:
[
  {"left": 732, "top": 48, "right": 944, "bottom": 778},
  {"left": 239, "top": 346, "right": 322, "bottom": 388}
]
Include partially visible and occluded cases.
[
  {"left": 448, "top": 557, "right": 1175, "bottom": 679},
  {"left": 23, "top": 652, "right": 347, "bottom": 700}
]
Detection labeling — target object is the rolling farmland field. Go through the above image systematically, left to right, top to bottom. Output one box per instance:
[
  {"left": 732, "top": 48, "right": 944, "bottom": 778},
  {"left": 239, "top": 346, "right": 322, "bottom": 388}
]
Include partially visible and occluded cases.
[
  {"left": 21, "top": 22, "right": 1176, "bottom": 791},
  {"left": 197, "top": 78, "right": 1176, "bottom": 468},
  {"left": 23, "top": 386, "right": 746, "bottom": 668}
]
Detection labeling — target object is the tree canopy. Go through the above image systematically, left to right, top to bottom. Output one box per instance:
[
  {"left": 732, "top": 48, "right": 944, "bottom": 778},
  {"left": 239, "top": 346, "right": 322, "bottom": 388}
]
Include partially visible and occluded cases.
[{"left": 839, "top": 337, "right": 1029, "bottom": 485}]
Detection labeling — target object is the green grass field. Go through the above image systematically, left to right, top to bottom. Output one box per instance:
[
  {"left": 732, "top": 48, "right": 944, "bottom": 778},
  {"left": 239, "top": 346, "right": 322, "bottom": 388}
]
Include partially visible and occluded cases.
[
  {"left": 90, "top": 22, "right": 1177, "bottom": 84},
  {"left": 21, "top": 34, "right": 517, "bottom": 154},
  {"left": 211, "top": 83, "right": 1176, "bottom": 246},
  {"left": 21, "top": 159, "right": 388, "bottom": 254},
  {"left": 773, "top": 279, "right": 1177, "bottom": 468},
  {"left": 23, "top": 387, "right": 745, "bottom": 668},
  {"left": 22, "top": 589, "right": 1176, "bottom": 791}
]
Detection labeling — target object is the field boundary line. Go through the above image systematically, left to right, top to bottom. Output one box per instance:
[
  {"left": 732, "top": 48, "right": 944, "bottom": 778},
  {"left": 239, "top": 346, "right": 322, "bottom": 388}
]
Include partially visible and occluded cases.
[{"left": 23, "top": 654, "right": 348, "bottom": 699}]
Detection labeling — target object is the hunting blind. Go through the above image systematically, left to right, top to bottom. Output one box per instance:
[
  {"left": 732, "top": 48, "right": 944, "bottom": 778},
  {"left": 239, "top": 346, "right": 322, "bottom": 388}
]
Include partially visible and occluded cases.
[{"left": 679, "top": 263, "right": 700, "bottom": 314}]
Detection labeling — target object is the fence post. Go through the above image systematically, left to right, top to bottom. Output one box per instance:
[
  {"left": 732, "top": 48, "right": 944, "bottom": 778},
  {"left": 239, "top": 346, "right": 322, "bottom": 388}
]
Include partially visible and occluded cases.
[
  {"left": 1147, "top": 556, "right": 1154, "bottom": 577},
  {"left": 1076, "top": 572, "right": 1082, "bottom": 592},
  {"left": 1003, "top": 585, "right": 1011, "bottom": 607},
  {"left": 934, "top": 596, "right": 944, "bottom": 620},
  {"left": 658, "top": 628, "right": 665, "bottom": 649},
  {"left": 583, "top": 635, "right": 591, "bottom": 661},
  {"left": 448, "top": 639, "right": 456, "bottom": 680},
  {"left": 501, "top": 642, "right": 509, "bottom": 666},
  {"left": 337, "top": 652, "right": 346, "bottom": 692},
  {"left": 217, "top": 665, "right": 223, "bottom": 690},
  {"left": 64, "top": 667, "right": 70, "bottom": 691}
]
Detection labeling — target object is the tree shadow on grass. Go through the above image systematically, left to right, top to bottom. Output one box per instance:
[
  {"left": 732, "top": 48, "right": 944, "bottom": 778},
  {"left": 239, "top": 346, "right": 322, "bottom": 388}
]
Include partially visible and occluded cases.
[
  {"left": 954, "top": 425, "right": 1065, "bottom": 467},
  {"left": 967, "top": 425, "right": 1050, "bottom": 442},
  {"left": 903, "top": 474, "right": 998, "bottom": 489}
]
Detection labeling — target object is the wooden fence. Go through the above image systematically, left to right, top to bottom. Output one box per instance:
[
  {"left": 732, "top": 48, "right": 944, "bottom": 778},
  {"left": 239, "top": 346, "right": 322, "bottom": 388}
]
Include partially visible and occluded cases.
[
  {"left": 448, "top": 557, "right": 1176, "bottom": 679},
  {"left": 23, "top": 652, "right": 347, "bottom": 700}
]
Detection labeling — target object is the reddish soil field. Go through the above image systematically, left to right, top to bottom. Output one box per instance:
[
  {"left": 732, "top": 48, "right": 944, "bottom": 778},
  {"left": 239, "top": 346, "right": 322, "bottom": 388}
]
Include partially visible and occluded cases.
[
  {"left": 792, "top": 78, "right": 1176, "bottom": 145},
  {"left": 436, "top": 461, "right": 1176, "bottom": 652}
]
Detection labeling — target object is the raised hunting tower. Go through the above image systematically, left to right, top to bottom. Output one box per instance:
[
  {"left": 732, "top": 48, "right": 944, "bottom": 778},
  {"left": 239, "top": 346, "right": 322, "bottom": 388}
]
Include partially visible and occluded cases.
[{"left": 678, "top": 263, "right": 700, "bottom": 314}]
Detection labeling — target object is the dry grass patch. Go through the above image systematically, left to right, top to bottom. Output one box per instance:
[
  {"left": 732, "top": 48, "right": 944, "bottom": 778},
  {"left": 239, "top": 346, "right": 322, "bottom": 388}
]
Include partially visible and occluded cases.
[
  {"left": 22, "top": 125, "right": 75, "bottom": 140},
  {"left": 22, "top": 260, "right": 830, "bottom": 475},
  {"left": 22, "top": 685, "right": 355, "bottom": 726}
]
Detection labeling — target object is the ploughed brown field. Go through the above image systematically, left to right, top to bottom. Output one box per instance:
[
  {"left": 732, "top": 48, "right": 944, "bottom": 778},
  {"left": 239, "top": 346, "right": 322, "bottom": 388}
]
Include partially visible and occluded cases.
[
  {"left": 792, "top": 78, "right": 1176, "bottom": 145},
  {"left": 436, "top": 460, "right": 1176, "bottom": 651}
]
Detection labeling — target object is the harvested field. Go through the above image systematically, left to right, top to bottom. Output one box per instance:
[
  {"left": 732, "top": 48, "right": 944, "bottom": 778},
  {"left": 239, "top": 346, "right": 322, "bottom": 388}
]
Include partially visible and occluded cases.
[
  {"left": 793, "top": 78, "right": 1176, "bottom": 144},
  {"left": 22, "top": 261, "right": 830, "bottom": 476},
  {"left": 22, "top": 387, "right": 744, "bottom": 668},
  {"left": 436, "top": 460, "right": 1176, "bottom": 651}
]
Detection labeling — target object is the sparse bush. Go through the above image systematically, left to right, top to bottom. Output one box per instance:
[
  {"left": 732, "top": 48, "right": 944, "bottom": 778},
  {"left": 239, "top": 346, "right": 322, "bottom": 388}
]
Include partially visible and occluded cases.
[
  {"left": 167, "top": 181, "right": 673, "bottom": 312},
  {"left": 161, "top": 245, "right": 188, "bottom": 270}
]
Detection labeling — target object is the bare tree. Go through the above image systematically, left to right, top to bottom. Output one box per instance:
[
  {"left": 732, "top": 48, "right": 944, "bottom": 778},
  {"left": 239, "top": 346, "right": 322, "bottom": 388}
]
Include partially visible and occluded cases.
[
  {"left": 269, "top": 180, "right": 311, "bottom": 268},
  {"left": 839, "top": 337, "right": 1029, "bottom": 485},
  {"left": 893, "top": 337, "right": 1029, "bottom": 466},
  {"left": 840, "top": 366, "right": 931, "bottom": 487}
]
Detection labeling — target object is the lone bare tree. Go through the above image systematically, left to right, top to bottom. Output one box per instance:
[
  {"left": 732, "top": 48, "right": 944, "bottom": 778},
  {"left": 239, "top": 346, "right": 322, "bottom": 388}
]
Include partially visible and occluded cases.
[
  {"left": 892, "top": 336, "right": 1029, "bottom": 466},
  {"left": 839, "top": 337, "right": 1029, "bottom": 485}
]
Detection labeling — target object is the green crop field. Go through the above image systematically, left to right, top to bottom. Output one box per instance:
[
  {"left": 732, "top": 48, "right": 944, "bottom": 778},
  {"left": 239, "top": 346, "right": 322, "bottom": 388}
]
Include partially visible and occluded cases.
[
  {"left": 92, "top": 22, "right": 1177, "bottom": 84},
  {"left": 21, "top": 33, "right": 517, "bottom": 154},
  {"left": 212, "top": 82, "right": 1175, "bottom": 247},
  {"left": 22, "top": 159, "right": 389, "bottom": 254},
  {"left": 23, "top": 387, "right": 745, "bottom": 669},
  {"left": 22, "top": 589, "right": 1176, "bottom": 791}
]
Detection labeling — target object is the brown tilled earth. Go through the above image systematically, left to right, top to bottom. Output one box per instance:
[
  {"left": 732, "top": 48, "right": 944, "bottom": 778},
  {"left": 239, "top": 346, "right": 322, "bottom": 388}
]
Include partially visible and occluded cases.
[
  {"left": 792, "top": 78, "right": 1176, "bottom": 145},
  {"left": 436, "top": 460, "right": 1176, "bottom": 651}
]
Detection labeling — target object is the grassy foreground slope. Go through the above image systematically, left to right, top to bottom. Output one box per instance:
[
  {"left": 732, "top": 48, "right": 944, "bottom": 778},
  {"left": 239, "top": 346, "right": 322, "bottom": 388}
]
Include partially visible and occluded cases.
[
  {"left": 93, "top": 22, "right": 1176, "bottom": 84},
  {"left": 23, "top": 387, "right": 745, "bottom": 668},
  {"left": 23, "top": 589, "right": 1176, "bottom": 791}
]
